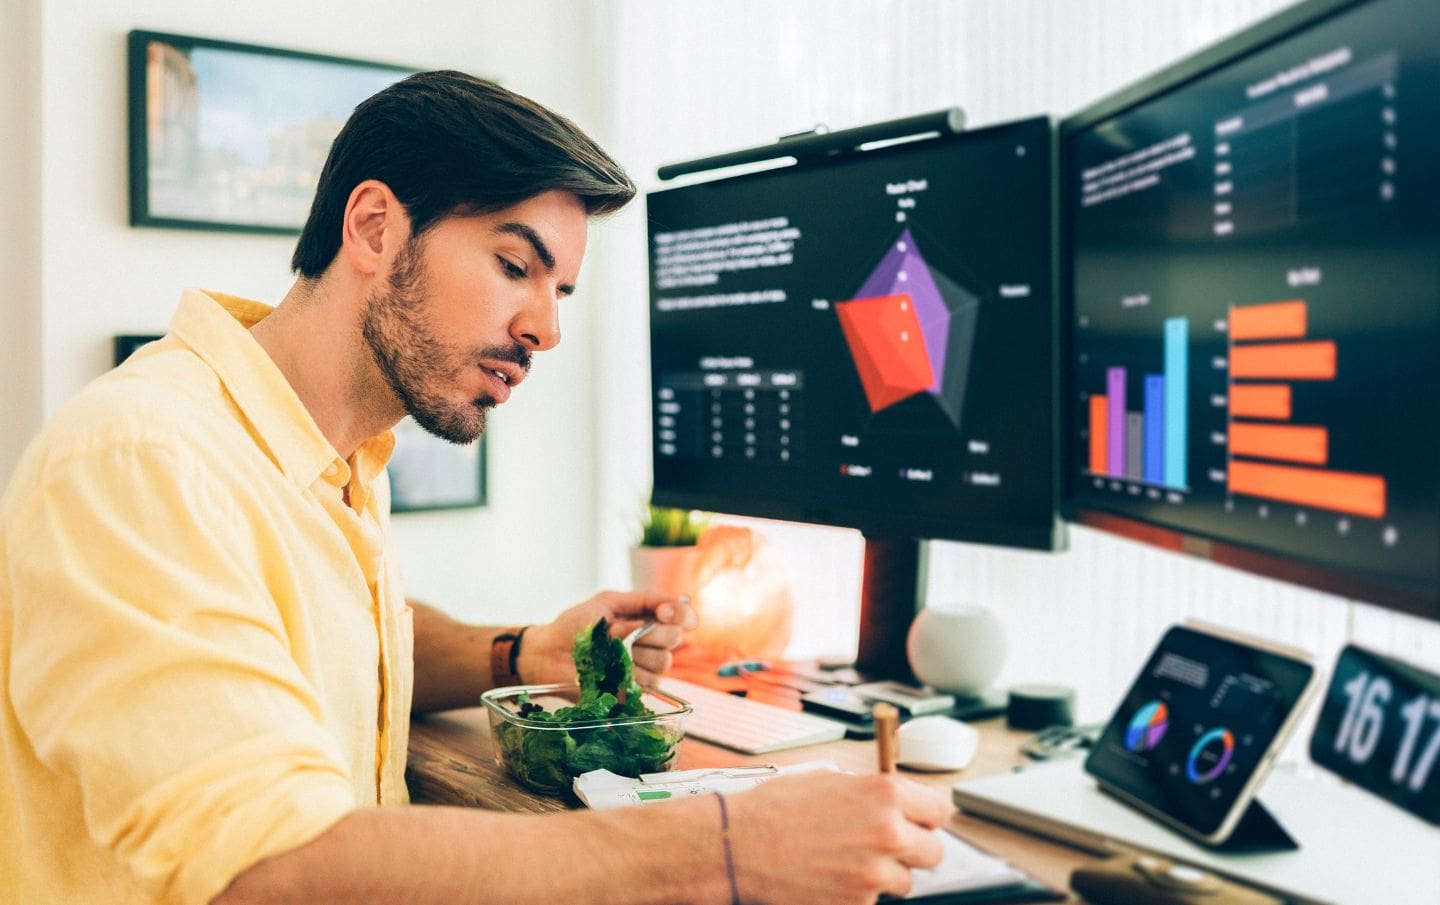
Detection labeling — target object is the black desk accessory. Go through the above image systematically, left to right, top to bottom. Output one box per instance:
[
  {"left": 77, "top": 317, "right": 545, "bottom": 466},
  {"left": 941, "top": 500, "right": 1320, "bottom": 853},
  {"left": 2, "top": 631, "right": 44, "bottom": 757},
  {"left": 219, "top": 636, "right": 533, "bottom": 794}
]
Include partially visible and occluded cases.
[
  {"left": 1309, "top": 644, "right": 1440, "bottom": 826},
  {"left": 1006, "top": 684, "right": 1075, "bottom": 730},
  {"left": 1070, "top": 854, "right": 1282, "bottom": 905}
]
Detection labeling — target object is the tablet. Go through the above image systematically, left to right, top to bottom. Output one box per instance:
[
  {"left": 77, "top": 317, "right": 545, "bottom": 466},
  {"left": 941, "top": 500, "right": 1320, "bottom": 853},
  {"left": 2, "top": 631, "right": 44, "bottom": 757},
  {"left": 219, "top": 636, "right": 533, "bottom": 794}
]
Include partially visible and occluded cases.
[{"left": 1083, "top": 622, "right": 1317, "bottom": 845}]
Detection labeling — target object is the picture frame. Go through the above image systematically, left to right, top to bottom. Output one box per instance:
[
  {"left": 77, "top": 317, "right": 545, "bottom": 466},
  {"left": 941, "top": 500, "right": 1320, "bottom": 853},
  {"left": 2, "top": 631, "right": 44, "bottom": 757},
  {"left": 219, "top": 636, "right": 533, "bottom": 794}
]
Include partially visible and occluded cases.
[
  {"left": 127, "top": 30, "right": 414, "bottom": 233},
  {"left": 113, "top": 333, "right": 165, "bottom": 367},
  {"left": 387, "top": 416, "right": 488, "bottom": 513}
]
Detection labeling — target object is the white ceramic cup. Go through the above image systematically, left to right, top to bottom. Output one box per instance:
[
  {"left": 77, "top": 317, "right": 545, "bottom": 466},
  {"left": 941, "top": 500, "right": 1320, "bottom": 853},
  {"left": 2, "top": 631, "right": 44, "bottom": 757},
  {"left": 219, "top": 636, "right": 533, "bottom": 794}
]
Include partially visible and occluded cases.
[{"left": 906, "top": 605, "right": 1006, "bottom": 694}]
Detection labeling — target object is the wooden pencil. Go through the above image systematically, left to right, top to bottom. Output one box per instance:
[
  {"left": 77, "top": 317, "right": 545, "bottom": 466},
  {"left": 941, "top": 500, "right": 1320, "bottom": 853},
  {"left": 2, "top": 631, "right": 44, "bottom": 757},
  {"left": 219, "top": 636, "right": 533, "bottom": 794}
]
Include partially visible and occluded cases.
[{"left": 874, "top": 702, "right": 900, "bottom": 773}]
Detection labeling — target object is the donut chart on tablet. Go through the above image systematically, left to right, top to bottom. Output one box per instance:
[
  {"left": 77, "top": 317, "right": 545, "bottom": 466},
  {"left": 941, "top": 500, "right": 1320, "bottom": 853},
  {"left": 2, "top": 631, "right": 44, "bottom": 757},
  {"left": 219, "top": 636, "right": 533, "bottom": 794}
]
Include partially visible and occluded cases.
[{"left": 1186, "top": 727, "right": 1236, "bottom": 784}]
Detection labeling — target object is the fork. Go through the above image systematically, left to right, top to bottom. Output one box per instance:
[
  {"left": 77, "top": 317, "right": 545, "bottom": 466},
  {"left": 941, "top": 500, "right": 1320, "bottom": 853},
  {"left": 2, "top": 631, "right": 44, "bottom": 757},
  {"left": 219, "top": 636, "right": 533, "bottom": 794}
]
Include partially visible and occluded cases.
[{"left": 622, "top": 619, "right": 658, "bottom": 653}]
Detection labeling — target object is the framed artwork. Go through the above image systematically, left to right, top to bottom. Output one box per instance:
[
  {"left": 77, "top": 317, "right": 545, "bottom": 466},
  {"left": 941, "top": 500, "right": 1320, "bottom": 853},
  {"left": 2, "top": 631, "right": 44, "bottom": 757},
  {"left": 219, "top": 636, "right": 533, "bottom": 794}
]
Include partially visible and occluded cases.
[
  {"left": 127, "top": 30, "right": 414, "bottom": 233},
  {"left": 114, "top": 333, "right": 165, "bottom": 366},
  {"left": 387, "top": 417, "right": 488, "bottom": 513}
]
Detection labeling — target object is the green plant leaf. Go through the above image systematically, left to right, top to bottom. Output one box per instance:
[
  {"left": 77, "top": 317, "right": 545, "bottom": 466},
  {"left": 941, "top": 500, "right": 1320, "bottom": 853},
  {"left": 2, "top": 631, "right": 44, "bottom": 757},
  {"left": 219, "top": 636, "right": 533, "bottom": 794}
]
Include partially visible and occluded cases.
[{"left": 639, "top": 504, "right": 710, "bottom": 546}]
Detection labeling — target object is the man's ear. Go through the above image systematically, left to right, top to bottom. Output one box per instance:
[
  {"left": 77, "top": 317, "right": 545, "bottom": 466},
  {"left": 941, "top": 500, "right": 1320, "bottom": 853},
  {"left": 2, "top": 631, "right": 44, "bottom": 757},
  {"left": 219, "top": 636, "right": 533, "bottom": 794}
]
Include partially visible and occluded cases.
[{"left": 341, "top": 179, "right": 406, "bottom": 277}]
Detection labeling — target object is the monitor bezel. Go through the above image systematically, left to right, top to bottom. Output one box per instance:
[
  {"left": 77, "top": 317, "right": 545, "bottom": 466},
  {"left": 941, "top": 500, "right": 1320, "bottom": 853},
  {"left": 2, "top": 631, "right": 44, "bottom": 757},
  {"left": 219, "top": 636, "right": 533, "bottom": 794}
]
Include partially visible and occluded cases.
[
  {"left": 1057, "top": 0, "right": 1440, "bottom": 620},
  {"left": 648, "top": 116, "right": 1066, "bottom": 551}
]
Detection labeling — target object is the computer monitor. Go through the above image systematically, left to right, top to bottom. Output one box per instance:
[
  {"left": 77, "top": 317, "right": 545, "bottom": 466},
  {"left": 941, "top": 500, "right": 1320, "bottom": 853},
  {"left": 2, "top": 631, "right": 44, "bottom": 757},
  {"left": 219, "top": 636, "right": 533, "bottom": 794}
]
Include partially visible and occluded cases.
[
  {"left": 1061, "top": 0, "right": 1440, "bottom": 619},
  {"left": 646, "top": 116, "right": 1063, "bottom": 677}
]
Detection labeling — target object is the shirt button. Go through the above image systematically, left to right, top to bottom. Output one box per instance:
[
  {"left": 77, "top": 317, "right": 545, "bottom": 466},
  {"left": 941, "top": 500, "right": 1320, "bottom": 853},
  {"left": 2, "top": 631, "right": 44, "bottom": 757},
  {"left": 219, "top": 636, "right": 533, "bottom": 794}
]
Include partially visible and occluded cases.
[{"left": 323, "top": 463, "right": 340, "bottom": 479}]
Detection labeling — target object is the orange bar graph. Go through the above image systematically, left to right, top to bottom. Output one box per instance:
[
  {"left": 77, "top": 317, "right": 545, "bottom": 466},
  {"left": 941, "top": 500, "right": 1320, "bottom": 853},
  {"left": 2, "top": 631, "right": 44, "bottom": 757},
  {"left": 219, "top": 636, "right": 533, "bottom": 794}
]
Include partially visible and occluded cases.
[
  {"left": 1230, "top": 300, "right": 1308, "bottom": 340},
  {"left": 1230, "top": 341, "right": 1336, "bottom": 380},
  {"left": 1229, "top": 384, "right": 1292, "bottom": 419},
  {"left": 1089, "top": 395, "right": 1109, "bottom": 473},
  {"left": 1229, "top": 422, "right": 1328, "bottom": 464},
  {"left": 1228, "top": 460, "right": 1386, "bottom": 519}
]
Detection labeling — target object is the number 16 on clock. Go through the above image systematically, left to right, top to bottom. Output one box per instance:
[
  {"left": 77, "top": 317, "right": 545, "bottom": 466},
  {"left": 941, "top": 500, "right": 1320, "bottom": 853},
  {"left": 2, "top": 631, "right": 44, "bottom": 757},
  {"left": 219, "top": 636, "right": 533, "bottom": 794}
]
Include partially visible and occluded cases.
[{"left": 1311, "top": 645, "right": 1440, "bottom": 825}]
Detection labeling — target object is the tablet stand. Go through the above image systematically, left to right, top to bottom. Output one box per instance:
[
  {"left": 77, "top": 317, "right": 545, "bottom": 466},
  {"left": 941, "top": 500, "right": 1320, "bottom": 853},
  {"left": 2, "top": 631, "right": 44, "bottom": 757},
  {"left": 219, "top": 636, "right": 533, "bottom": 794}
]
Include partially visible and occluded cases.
[
  {"left": 1097, "top": 784, "right": 1298, "bottom": 852},
  {"left": 1214, "top": 796, "right": 1297, "bottom": 852}
]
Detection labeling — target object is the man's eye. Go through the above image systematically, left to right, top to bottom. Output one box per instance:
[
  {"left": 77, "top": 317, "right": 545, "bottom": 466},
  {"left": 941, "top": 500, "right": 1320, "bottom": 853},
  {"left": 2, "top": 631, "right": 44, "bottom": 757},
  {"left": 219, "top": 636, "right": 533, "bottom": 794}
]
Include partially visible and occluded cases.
[{"left": 498, "top": 256, "right": 526, "bottom": 279}]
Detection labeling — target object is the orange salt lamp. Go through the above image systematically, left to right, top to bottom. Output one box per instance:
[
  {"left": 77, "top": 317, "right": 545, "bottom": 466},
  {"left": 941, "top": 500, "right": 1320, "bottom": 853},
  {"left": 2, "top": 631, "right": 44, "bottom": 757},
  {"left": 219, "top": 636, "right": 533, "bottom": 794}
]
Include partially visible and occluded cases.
[{"left": 680, "top": 525, "right": 794, "bottom": 660}]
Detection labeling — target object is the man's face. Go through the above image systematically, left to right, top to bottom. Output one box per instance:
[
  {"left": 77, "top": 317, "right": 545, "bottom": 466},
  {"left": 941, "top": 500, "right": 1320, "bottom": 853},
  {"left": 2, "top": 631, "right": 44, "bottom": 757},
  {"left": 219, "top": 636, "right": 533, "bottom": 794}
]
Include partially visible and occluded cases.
[{"left": 361, "top": 190, "right": 588, "bottom": 444}]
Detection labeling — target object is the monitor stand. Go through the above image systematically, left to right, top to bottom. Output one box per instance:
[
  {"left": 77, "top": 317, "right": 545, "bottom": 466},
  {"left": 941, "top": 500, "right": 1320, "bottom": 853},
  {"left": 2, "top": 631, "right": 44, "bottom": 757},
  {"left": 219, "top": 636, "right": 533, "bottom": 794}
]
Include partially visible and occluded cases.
[{"left": 852, "top": 534, "right": 927, "bottom": 683}]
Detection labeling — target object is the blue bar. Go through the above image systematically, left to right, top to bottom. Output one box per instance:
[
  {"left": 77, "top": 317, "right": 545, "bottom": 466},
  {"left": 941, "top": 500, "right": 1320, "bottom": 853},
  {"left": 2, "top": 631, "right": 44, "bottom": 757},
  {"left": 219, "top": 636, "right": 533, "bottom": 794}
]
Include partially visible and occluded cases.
[
  {"left": 1164, "top": 318, "right": 1188, "bottom": 489},
  {"left": 1144, "top": 375, "right": 1165, "bottom": 483}
]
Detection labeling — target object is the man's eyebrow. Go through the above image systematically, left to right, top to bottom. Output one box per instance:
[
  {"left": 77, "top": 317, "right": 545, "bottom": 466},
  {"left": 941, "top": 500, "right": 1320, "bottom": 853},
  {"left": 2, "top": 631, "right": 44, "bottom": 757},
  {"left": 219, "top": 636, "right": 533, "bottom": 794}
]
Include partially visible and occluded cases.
[{"left": 495, "top": 222, "right": 555, "bottom": 271}]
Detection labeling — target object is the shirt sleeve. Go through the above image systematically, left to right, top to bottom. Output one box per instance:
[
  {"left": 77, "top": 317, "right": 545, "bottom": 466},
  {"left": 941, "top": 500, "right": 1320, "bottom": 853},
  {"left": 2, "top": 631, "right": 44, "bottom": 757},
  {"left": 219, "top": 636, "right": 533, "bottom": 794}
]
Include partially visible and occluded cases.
[{"left": 7, "top": 439, "right": 358, "bottom": 905}]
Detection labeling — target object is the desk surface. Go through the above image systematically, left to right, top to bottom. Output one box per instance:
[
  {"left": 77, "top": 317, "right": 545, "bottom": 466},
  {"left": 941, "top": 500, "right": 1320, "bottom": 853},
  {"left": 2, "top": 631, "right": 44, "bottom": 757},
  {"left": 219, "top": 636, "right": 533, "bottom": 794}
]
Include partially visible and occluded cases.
[{"left": 406, "top": 694, "right": 1096, "bottom": 900}]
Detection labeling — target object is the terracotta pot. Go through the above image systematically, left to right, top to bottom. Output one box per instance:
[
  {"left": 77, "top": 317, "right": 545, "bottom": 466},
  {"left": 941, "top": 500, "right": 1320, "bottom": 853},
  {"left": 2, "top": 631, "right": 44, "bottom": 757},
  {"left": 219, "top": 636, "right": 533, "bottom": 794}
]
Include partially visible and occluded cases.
[{"left": 628, "top": 545, "right": 699, "bottom": 596}]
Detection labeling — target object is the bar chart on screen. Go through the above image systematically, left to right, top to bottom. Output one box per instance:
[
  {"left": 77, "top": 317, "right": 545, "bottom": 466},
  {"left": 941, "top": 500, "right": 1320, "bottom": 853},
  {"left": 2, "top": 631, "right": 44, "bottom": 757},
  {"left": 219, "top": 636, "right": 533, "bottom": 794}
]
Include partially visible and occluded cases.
[
  {"left": 1072, "top": 262, "right": 1433, "bottom": 595},
  {"left": 1078, "top": 293, "right": 1395, "bottom": 526},
  {"left": 1224, "top": 299, "right": 1387, "bottom": 520},
  {"left": 1086, "top": 315, "right": 1189, "bottom": 496}
]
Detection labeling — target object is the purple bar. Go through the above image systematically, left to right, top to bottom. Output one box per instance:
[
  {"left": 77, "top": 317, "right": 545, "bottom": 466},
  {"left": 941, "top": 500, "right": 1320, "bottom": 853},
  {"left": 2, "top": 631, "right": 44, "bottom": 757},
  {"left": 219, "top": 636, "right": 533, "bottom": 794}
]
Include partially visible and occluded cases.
[{"left": 1107, "top": 367, "right": 1127, "bottom": 476}]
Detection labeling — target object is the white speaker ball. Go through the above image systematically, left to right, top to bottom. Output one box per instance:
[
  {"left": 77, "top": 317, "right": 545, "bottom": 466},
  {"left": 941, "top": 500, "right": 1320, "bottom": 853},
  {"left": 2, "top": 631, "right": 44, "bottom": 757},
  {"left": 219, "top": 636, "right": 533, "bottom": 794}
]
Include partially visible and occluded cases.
[{"left": 906, "top": 605, "right": 1006, "bottom": 694}]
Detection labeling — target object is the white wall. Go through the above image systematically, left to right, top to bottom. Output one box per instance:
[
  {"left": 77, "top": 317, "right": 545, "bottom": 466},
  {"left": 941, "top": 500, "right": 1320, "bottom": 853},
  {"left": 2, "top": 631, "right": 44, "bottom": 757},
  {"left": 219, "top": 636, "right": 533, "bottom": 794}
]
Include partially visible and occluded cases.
[
  {"left": 1, "top": 0, "right": 44, "bottom": 483},
  {"left": 19, "top": 0, "right": 614, "bottom": 626},
  {"left": 586, "top": 0, "right": 1440, "bottom": 720}
]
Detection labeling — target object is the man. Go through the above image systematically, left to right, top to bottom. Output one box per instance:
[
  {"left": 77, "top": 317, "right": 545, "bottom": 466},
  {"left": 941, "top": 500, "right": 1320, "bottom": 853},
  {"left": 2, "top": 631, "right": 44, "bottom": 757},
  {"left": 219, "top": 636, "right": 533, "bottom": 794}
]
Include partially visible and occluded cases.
[{"left": 0, "top": 71, "right": 950, "bottom": 904}]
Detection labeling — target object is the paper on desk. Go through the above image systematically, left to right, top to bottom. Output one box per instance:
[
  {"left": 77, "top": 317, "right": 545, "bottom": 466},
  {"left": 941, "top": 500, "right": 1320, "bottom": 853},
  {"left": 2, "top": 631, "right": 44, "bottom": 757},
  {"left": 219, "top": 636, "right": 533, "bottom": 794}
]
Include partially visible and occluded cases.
[
  {"left": 574, "top": 760, "right": 840, "bottom": 809},
  {"left": 577, "top": 766, "right": 1031, "bottom": 898},
  {"left": 904, "top": 829, "right": 1028, "bottom": 899}
]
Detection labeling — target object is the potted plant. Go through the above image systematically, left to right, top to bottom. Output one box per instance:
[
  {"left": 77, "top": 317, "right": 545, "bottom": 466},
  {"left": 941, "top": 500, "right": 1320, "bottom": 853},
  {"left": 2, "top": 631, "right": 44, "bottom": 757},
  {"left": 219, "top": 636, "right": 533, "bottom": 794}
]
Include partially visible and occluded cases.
[{"left": 629, "top": 504, "right": 710, "bottom": 595}]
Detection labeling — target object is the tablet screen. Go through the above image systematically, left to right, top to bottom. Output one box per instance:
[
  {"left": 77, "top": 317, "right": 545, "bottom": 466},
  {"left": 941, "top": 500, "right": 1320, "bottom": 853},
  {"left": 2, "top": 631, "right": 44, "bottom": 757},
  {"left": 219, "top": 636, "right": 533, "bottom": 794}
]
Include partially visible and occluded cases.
[{"left": 1084, "top": 624, "right": 1314, "bottom": 840}]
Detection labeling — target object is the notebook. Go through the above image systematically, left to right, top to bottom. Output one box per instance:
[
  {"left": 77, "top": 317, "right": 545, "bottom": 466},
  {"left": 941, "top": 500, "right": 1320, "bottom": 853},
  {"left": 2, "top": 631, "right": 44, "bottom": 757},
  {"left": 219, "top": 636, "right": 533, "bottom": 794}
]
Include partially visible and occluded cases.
[{"left": 885, "top": 829, "right": 1063, "bottom": 903}]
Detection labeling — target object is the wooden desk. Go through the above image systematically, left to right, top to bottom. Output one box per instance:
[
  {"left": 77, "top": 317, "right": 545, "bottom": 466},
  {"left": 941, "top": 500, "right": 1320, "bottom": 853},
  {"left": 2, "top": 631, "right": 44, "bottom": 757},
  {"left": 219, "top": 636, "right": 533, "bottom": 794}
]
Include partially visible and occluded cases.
[{"left": 407, "top": 702, "right": 1096, "bottom": 900}]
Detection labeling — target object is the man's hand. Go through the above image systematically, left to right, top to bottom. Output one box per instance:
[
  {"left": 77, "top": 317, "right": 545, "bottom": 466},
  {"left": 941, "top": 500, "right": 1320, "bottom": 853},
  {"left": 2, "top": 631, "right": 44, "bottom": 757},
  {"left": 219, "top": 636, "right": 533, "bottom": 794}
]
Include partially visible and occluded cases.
[
  {"left": 518, "top": 591, "right": 697, "bottom": 687},
  {"left": 728, "top": 771, "right": 954, "bottom": 904}
]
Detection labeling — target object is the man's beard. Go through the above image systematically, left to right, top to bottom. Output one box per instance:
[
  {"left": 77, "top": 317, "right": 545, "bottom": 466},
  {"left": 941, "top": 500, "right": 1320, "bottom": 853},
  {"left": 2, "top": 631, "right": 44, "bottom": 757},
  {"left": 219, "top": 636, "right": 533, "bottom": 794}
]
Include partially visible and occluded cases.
[{"left": 361, "top": 238, "right": 529, "bottom": 445}]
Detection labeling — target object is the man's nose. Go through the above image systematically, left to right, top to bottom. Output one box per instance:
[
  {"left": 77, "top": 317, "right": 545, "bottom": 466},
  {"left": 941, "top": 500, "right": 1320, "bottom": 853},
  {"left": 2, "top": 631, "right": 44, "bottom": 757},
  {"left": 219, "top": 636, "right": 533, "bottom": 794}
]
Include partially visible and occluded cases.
[{"left": 513, "top": 290, "right": 561, "bottom": 351}]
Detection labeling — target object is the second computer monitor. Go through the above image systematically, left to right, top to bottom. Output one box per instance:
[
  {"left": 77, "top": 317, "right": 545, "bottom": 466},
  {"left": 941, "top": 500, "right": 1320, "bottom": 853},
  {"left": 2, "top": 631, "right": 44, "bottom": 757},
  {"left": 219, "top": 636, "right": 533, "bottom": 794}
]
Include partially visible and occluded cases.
[{"left": 1062, "top": 0, "right": 1440, "bottom": 616}]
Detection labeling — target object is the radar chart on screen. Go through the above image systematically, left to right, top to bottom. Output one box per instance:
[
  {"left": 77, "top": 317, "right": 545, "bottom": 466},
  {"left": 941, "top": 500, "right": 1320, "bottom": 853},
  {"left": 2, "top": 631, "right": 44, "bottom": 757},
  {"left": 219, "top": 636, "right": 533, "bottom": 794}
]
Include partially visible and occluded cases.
[{"left": 835, "top": 227, "right": 979, "bottom": 432}]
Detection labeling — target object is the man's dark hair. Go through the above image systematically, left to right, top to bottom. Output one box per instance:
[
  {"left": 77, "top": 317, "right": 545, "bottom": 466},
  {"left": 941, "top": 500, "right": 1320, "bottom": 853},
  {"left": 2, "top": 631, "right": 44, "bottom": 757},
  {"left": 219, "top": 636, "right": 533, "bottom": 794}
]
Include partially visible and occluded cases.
[{"left": 291, "top": 70, "right": 635, "bottom": 278}]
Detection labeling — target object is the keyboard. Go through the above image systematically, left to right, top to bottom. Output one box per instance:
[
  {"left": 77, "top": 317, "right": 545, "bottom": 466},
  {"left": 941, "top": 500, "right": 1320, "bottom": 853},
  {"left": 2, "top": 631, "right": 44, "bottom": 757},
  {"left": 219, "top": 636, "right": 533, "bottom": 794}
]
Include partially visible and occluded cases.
[{"left": 659, "top": 676, "right": 848, "bottom": 754}]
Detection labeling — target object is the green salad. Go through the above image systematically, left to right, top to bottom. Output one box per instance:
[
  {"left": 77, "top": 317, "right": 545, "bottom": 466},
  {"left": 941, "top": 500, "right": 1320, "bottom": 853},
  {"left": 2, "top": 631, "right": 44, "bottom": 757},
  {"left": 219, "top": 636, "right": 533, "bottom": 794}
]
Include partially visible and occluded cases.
[{"left": 494, "top": 618, "right": 681, "bottom": 794}]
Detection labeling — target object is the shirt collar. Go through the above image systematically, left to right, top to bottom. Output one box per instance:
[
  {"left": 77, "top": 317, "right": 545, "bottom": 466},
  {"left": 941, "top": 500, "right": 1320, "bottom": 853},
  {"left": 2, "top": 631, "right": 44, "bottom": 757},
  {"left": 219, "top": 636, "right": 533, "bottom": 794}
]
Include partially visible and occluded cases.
[{"left": 168, "top": 289, "right": 394, "bottom": 493}]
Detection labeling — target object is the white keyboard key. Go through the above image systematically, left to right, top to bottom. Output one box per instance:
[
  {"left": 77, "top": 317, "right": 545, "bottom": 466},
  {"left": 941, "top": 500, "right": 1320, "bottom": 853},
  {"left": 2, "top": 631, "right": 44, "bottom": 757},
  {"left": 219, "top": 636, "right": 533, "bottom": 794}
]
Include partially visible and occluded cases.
[{"left": 660, "top": 676, "right": 847, "bottom": 754}]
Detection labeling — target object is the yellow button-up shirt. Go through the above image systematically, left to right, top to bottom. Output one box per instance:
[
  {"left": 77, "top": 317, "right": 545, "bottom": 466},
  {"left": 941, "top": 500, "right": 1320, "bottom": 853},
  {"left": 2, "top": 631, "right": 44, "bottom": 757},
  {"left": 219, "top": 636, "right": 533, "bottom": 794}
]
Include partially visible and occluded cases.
[{"left": 0, "top": 290, "right": 413, "bottom": 905}]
